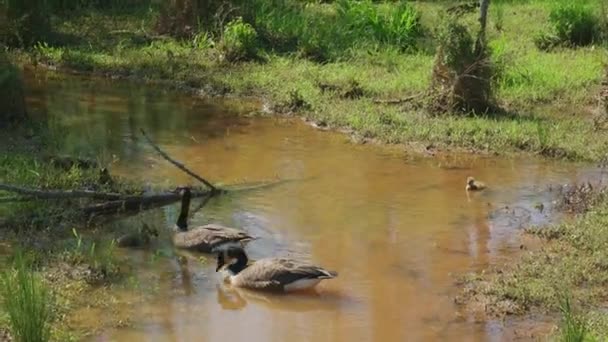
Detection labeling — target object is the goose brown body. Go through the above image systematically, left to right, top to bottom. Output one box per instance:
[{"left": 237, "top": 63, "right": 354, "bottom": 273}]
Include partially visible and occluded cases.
[
  {"left": 173, "top": 187, "right": 256, "bottom": 253},
  {"left": 173, "top": 223, "right": 256, "bottom": 253},
  {"left": 216, "top": 247, "right": 337, "bottom": 292}
]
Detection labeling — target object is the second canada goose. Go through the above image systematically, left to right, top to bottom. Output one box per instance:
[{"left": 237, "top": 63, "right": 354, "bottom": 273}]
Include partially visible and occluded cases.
[
  {"left": 465, "top": 176, "right": 486, "bottom": 191},
  {"left": 172, "top": 187, "right": 256, "bottom": 253},
  {"left": 117, "top": 223, "right": 159, "bottom": 248},
  {"left": 215, "top": 246, "right": 338, "bottom": 292}
]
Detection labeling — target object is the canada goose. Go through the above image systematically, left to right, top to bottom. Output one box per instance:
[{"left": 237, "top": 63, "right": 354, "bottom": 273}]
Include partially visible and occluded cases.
[
  {"left": 466, "top": 176, "right": 486, "bottom": 191},
  {"left": 173, "top": 187, "right": 256, "bottom": 253},
  {"left": 117, "top": 223, "right": 159, "bottom": 248},
  {"left": 215, "top": 246, "right": 338, "bottom": 292}
]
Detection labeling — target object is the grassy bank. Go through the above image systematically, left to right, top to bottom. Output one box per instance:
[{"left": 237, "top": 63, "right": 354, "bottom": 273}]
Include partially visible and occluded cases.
[
  {"left": 6, "top": 0, "right": 608, "bottom": 161},
  {"left": 0, "top": 121, "right": 149, "bottom": 340},
  {"left": 458, "top": 185, "right": 608, "bottom": 340}
]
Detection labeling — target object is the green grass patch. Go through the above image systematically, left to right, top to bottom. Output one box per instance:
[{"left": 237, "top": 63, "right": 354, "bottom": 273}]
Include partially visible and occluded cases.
[{"left": 0, "top": 251, "right": 52, "bottom": 342}]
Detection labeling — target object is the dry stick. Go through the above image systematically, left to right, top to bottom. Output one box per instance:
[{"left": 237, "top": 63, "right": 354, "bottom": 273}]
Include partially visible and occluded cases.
[
  {"left": 372, "top": 93, "right": 424, "bottom": 105},
  {"left": 140, "top": 129, "right": 219, "bottom": 193},
  {"left": 0, "top": 184, "right": 123, "bottom": 201},
  {"left": 189, "top": 193, "right": 214, "bottom": 218}
]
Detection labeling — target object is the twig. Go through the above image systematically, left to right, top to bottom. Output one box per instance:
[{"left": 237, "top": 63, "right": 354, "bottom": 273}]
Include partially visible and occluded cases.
[
  {"left": 372, "top": 93, "right": 424, "bottom": 105},
  {"left": 140, "top": 129, "right": 218, "bottom": 193},
  {"left": 0, "top": 184, "right": 123, "bottom": 201},
  {"left": 189, "top": 194, "right": 214, "bottom": 218}
]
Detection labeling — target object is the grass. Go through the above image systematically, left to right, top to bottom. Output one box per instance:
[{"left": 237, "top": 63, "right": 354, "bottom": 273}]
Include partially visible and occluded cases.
[
  {"left": 8, "top": 1, "right": 606, "bottom": 160},
  {"left": 458, "top": 185, "right": 608, "bottom": 340},
  {"left": 0, "top": 251, "right": 52, "bottom": 342},
  {"left": 558, "top": 295, "right": 591, "bottom": 342}
]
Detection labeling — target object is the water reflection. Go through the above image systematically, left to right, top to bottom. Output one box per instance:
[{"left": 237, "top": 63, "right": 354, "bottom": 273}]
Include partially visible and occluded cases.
[{"left": 216, "top": 284, "right": 345, "bottom": 313}]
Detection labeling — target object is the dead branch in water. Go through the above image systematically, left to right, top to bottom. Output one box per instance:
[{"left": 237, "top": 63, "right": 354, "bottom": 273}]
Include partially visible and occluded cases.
[
  {"left": 140, "top": 129, "right": 219, "bottom": 193},
  {"left": 0, "top": 184, "right": 123, "bottom": 201},
  {"left": 82, "top": 189, "right": 213, "bottom": 216},
  {"left": 189, "top": 193, "right": 214, "bottom": 218}
]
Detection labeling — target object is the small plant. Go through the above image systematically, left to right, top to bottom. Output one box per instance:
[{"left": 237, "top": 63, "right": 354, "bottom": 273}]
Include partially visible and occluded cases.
[
  {"left": 383, "top": 2, "right": 421, "bottom": 51},
  {"left": 429, "top": 15, "right": 496, "bottom": 114},
  {"left": 220, "top": 17, "right": 258, "bottom": 62},
  {"left": 191, "top": 31, "right": 212, "bottom": 50},
  {"left": 65, "top": 229, "right": 120, "bottom": 282},
  {"left": 0, "top": 251, "right": 52, "bottom": 342},
  {"left": 558, "top": 294, "right": 590, "bottom": 342}
]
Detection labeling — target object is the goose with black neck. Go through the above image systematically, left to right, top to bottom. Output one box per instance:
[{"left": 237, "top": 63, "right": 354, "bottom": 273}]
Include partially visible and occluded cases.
[{"left": 172, "top": 186, "right": 257, "bottom": 253}]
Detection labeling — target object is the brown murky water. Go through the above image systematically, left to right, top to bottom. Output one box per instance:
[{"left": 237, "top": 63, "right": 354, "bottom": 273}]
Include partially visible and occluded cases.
[{"left": 23, "top": 71, "right": 604, "bottom": 341}]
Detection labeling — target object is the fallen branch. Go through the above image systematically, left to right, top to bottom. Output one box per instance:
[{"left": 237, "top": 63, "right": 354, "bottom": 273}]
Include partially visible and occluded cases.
[
  {"left": 372, "top": 93, "right": 424, "bottom": 105},
  {"left": 140, "top": 129, "right": 219, "bottom": 193},
  {"left": 0, "top": 184, "right": 123, "bottom": 201},
  {"left": 82, "top": 189, "right": 212, "bottom": 216},
  {"left": 189, "top": 194, "right": 214, "bottom": 217}
]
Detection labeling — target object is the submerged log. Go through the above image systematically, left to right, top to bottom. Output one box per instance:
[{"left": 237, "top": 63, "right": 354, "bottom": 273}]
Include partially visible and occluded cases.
[{"left": 83, "top": 190, "right": 213, "bottom": 216}]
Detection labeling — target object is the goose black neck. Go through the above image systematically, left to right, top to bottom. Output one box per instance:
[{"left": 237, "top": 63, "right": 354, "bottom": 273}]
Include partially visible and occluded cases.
[
  {"left": 176, "top": 188, "right": 191, "bottom": 231},
  {"left": 227, "top": 250, "right": 249, "bottom": 275}
]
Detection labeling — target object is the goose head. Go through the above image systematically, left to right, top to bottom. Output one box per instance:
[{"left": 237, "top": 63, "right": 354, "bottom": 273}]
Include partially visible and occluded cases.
[
  {"left": 466, "top": 176, "right": 476, "bottom": 186},
  {"left": 215, "top": 246, "right": 249, "bottom": 274}
]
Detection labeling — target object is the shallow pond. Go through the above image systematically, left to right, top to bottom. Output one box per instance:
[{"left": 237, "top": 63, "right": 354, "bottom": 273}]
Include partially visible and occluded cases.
[{"left": 23, "top": 70, "right": 605, "bottom": 341}]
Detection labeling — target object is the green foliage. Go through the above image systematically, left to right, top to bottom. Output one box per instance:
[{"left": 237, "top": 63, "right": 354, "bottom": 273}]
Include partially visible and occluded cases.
[
  {"left": 0, "top": 0, "right": 51, "bottom": 47},
  {"left": 243, "top": 0, "right": 421, "bottom": 61},
  {"left": 335, "top": 0, "right": 421, "bottom": 51},
  {"left": 536, "top": 2, "right": 604, "bottom": 49},
  {"left": 550, "top": 2, "right": 598, "bottom": 46},
  {"left": 430, "top": 15, "right": 495, "bottom": 114},
  {"left": 220, "top": 17, "right": 258, "bottom": 62},
  {"left": 435, "top": 18, "right": 476, "bottom": 74},
  {"left": 0, "top": 251, "right": 52, "bottom": 342}
]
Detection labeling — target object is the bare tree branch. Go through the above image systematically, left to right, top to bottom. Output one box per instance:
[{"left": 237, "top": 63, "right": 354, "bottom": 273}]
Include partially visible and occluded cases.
[{"left": 140, "top": 129, "right": 219, "bottom": 193}]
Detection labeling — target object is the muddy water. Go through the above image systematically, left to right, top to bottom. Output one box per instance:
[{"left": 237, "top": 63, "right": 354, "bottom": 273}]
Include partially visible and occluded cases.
[{"left": 24, "top": 71, "right": 603, "bottom": 341}]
